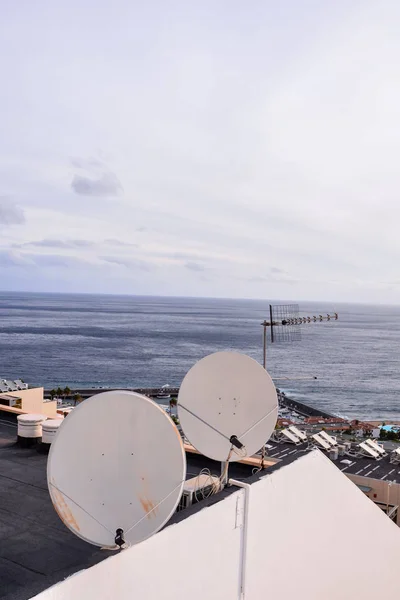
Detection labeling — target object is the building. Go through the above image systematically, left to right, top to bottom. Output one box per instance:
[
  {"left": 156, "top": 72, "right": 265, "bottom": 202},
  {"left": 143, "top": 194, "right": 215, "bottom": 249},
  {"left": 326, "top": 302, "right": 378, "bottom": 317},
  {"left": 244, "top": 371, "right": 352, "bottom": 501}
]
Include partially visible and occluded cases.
[
  {"left": 0, "top": 385, "right": 57, "bottom": 418},
  {"left": 1, "top": 413, "right": 400, "bottom": 600}
]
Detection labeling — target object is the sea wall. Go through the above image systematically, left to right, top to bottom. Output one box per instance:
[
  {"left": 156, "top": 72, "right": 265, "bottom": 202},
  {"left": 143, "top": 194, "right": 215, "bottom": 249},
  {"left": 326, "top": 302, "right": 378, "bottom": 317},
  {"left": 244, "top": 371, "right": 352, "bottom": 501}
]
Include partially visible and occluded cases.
[
  {"left": 43, "top": 386, "right": 337, "bottom": 419},
  {"left": 277, "top": 391, "right": 337, "bottom": 419}
]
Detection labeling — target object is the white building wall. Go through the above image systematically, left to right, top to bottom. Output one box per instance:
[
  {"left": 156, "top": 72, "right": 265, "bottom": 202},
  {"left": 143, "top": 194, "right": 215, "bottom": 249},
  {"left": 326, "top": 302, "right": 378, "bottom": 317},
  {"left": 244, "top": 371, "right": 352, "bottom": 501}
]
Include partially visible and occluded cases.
[{"left": 32, "top": 451, "right": 400, "bottom": 600}]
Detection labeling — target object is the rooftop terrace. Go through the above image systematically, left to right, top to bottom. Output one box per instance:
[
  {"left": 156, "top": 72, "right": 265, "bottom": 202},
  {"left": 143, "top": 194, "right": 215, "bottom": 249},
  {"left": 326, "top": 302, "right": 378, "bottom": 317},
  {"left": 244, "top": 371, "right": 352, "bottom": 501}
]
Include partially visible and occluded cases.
[
  {"left": 2, "top": 409, "right": 400, "bottom": 600},
  {"left": 0, "top": 419, "right": 257, "bottom": 600}
]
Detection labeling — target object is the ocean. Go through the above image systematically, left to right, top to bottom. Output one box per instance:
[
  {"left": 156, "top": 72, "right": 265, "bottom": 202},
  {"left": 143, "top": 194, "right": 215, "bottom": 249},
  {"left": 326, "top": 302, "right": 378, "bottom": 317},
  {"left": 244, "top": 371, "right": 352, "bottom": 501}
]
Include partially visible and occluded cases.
[{"left": 0, "top": 292, "right": 399, "bottom": 421}]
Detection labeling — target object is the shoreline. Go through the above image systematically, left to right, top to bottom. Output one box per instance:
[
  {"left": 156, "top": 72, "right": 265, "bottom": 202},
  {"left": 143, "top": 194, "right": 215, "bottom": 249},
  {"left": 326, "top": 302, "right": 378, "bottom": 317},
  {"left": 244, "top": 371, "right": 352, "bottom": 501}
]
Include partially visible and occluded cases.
[{"left": 44, "top": 386, "right": 399, "bottom": 426}]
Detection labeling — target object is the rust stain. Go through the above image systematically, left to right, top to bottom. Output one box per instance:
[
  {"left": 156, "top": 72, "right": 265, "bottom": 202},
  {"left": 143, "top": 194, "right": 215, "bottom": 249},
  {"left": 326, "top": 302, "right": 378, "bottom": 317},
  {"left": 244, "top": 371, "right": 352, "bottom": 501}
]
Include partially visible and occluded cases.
[
  {"left": 138, "top": 474, "right": 157, "bottom": 519},
  {"left": 51, "top": 485, "right": 81, "bottom": 532},
  {"left": 139, "top": 495, "right": 157, "bottom": 518}
]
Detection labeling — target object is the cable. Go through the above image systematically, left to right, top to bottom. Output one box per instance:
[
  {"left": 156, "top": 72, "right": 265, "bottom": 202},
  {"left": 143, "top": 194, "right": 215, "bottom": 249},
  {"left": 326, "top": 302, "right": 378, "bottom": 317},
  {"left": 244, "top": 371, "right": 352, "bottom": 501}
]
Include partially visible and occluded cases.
[
  {"left": 179, "top": 404, "right": 230, "bottom": 442},
  {"left": 239, "top": 405, "right": 277, "bottom": 441},
  {"left": 251, "top": 443, "right": 267, "bottom": 476},
  {"left": 261, "top": 443, "right": 266, "bottom": 469},
  {"left": 192, "top": 444, "right": 243, "bottom": 503},
  {"left": 234, "top": 444, "right": 247, "bottom": 458},
  {"left": 193, "top": 468, "right": 221, "bottom": 502},
  {"left": 124, "top": 479, "right": 186, "bottom": 538},
  {"left": 49, "top": 482, "right": 114, "bottom": 535}
]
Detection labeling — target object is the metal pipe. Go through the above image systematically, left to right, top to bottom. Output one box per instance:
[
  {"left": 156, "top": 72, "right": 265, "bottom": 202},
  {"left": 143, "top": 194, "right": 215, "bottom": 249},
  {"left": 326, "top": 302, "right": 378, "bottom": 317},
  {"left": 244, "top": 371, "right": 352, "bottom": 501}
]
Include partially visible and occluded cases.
[
  {"left": 269, "top": 304, "right": 274, "bottom": 343},
  {"left": 262, "top": 323, "right": 267, "bottom": 370},
  {"left": 220, "top": 461, "right": 229, "bottom": 486},
  {"left": 229, "top": 479, "right": 251, "bottom": 600},
  {"left": 387, "top": 481, "right": 393, "bottom": 515}
]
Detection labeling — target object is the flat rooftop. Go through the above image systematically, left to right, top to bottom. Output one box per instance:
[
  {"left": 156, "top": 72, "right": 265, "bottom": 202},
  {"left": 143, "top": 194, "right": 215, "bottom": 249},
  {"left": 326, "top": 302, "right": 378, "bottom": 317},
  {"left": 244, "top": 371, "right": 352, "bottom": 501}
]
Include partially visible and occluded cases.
[
  {"left": 2, "top": 412, "right": 397, "bottom": 600},
  {"left": 0, "top": 419, "right": 256, "bottom": 600},
  {"left": 265, "top": 439, "right": 400, "bottom": 482}
]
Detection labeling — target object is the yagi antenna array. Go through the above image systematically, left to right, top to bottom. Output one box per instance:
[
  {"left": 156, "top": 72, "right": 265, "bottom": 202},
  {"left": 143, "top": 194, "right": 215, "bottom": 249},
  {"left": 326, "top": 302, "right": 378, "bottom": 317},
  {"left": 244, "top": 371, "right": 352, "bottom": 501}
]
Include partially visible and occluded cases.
[
  {"left": 261, "top": 304, "right": 338, "bottom": 368},
  {"left": 178, "top": 351, "right": 278, "bottom": 463},
  {"left": 47, "top": 391, "right": 186, "bottom": 549}
]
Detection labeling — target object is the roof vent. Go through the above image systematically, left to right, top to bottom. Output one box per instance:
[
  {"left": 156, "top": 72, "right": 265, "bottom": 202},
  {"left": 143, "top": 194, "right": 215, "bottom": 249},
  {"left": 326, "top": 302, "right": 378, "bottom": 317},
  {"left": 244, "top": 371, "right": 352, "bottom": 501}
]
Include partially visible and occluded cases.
[
  {"left": 17, "top": 414, "right": 46, "bottom": 447},
  {"left": 38, "top": 419, "right": 63, "bottom": 454}
]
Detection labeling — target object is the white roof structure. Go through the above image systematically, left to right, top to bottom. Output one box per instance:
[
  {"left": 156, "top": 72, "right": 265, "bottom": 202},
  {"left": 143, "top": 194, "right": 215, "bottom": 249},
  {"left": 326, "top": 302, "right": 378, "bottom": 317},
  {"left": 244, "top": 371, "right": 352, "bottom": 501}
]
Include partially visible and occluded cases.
[
  {"left": 0, "top": 378, "right": 28, "bottom": 391},
  {"left": 3, "top": 379, "right": 18, "bottom": 391},
  {"left": 14, "top": 379, "right": 28, "bottom": 389},
  {"left": 288, "top": 425, "right": 307, "bottom": 442},
  {"left": 281, "top": 428, "right": 301, "bottom": 445},
  {"left": 318, "top": 430, "right": 337, "bottom": 446},
  {"left": 311, "top": 432, "right": 331, "bottom": 450},
  {"left": 364, "top": 438, "right": 386, "bottom": 456},
  {"left": 359, "top": 441, "right": 381, "bottom": 459},
  {"left": 390, "top": 448, "right": 400, "bottom": 464},
  {"left": 33, "top": 450, "right": 400, "bottom": 600}
]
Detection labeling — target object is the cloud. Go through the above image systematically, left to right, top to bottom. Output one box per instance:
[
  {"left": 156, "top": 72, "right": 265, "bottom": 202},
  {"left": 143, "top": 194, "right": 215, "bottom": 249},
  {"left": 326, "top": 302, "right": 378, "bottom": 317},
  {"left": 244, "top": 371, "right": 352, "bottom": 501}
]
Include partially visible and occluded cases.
[
  {"left": 70, "top": 156, "right": 123, "bottom": 197},
  {"left": 70, "top": 157, "right": 104, "bottom": 169},
  {"left": 71, "top": 172, "right": 122, "bottom": 197},
  {"left": 0, "top": 199, "right": 25, "bottom": 225},
  {"left": 20, "top": 239, "right": 94, "bottom": 249},
  {"left": 21, "top": 239, "right": 138, "bottom": 249},
  {"left": 25, "top": 239, "right": 72, "bottom": 248},
  {"left": 104, "top": 239, "right": 138, "bottom": 247},
  {"left": 72, "top": 240, "right": 94, "bottom": 247},
  {"left": 0, "top": 250, "right": 32, "bottom": 267},
  {"left": 0, "top": 250, "right": 91, "bottom": 272},
  {"left": 172, "top": 252, "right": 200, "bottom": 260},
  {"left": 28, "top": 253, "right": 90, "bottom": 268},
  {"left": 100, "top": 255, "right": 152, "bottom": 270},
  {"left": 185, "top": 261, "right": 205, "bottom": 272},
  {"left": 246, "top": 267, "right": 295, "bottom": 283}
]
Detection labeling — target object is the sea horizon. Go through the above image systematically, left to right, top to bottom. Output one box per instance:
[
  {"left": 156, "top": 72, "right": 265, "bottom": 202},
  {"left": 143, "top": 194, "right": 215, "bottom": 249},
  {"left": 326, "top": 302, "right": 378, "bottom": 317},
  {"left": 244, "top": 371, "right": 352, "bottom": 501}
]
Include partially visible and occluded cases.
[{"left": 1, "top": 288, "right": 400, "bottom": 309}]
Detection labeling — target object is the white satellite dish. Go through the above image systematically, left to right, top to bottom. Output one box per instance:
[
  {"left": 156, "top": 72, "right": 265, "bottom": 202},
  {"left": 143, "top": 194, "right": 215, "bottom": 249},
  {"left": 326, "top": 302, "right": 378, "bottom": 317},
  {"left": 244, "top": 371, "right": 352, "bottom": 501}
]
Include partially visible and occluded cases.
[
  {"left": 178, "top": 351, "right": 278, "bottom": 462},
  {"left": 47, "top": 390, "right": 186, "bottom": 548}
]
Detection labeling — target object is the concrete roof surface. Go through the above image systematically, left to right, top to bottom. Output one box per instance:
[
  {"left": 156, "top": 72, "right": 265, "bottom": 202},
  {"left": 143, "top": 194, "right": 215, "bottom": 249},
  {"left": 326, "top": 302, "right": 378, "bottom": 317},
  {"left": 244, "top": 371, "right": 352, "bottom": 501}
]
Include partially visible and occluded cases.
[
  {"left": 0, "top": 419, "right": 255, "bottom": 600},
  {"left": 266, "top": 439, "right": 400, "bottom": 481}
]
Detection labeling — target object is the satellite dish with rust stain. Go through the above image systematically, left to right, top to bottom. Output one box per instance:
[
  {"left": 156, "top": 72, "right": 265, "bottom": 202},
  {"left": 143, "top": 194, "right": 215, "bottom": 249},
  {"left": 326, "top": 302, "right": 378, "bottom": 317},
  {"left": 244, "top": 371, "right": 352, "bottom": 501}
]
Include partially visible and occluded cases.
[{"left": 47, "top": 390, "right": 186, "bottom": 548}]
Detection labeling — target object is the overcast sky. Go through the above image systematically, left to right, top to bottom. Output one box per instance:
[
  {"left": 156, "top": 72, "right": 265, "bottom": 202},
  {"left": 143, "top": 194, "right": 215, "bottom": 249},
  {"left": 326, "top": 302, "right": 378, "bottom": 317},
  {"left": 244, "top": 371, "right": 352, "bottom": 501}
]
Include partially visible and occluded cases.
[{"left": 1, "top": 0, "right": 400, "bottom": 303}]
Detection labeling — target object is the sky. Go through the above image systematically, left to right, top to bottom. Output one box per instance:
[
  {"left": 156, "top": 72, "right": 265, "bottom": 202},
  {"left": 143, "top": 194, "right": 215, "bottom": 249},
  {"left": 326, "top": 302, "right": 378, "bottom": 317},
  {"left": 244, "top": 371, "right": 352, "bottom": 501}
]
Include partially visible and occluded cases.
[{"left": 1, "top": 0, "right": 400, "bottom": 303}]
